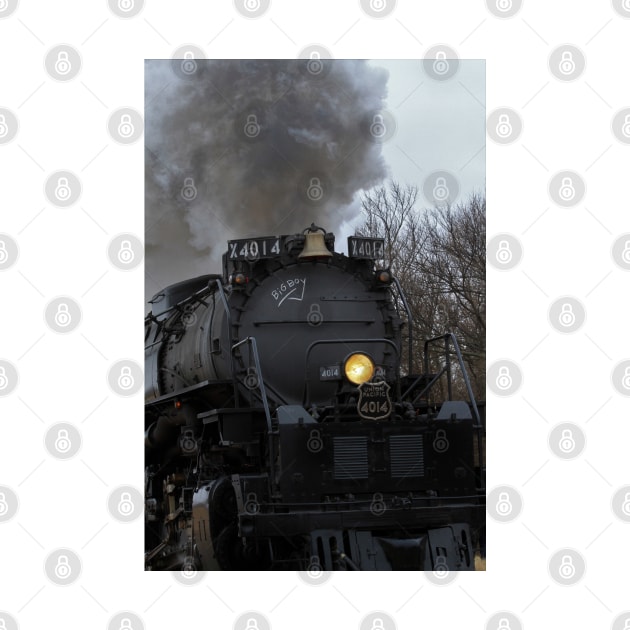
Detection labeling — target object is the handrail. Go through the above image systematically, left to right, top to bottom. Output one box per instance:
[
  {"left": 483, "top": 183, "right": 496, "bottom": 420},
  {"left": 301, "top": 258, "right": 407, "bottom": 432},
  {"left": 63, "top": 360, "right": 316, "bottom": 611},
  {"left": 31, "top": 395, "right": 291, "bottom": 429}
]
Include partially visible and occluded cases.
[
  {"left": 144, "top": 276, "right": 219, "bottom": 324},
  {"left": 391, "top": 276, "right": 413, "bottom": 376},
  {"left": 143, "top": 278, "right": 219, "bottom": 352},
  {"left": 422, "top": 333, "right": 484, "bottom": 490},
  {"left": 422, "top": 333, "right": 481, "bottom": 427},
  {"left": 231, "top": 336, "right": 276, "bottom": 495},
  {"left": 409, "top": 367, "right": 447, "bottom": 404}
]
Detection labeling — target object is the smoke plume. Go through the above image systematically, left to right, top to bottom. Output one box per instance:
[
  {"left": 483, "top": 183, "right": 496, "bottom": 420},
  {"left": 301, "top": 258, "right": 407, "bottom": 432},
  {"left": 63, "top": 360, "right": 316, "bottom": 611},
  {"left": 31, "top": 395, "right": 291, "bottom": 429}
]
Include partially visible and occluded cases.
[{"left": 145, "top": 59, "right": 390, "bottom": 302}]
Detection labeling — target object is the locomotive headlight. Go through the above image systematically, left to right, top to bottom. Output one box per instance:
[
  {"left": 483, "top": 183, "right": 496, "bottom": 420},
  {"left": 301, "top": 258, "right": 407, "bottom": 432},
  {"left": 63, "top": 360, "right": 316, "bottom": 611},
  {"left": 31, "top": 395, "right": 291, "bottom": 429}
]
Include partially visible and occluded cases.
[{"left": 343, "top": 353, "right": 375, "bottom": 385}]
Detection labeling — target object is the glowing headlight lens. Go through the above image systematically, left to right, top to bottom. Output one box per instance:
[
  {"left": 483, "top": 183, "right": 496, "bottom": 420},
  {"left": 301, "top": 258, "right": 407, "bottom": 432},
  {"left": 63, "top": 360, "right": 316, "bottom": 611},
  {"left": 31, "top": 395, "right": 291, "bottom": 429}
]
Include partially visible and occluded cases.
[{"left": 344, "top": 353, "right": 375, "bottom": 385}]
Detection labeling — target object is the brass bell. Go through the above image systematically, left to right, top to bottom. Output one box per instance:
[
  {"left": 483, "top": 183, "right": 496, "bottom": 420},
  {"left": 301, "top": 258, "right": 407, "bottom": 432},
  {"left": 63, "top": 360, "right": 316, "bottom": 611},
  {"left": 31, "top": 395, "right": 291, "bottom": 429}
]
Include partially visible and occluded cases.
[{"left": 298, "top": 225, "right": 332, "bottom": 259}]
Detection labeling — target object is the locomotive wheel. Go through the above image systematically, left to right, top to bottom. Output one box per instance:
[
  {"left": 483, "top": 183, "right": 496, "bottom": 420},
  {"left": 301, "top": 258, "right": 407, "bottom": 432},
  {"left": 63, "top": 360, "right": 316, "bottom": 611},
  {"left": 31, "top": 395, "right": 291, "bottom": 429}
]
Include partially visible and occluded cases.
[
  {"left": 212, "top": 477, "right": 237, "bottom": 522},
  {"left": 215, "top": 522, "right": 271, "bottom": 570},
  {"left": 215, "top": 523, "right": 247, "bottom": 570}
]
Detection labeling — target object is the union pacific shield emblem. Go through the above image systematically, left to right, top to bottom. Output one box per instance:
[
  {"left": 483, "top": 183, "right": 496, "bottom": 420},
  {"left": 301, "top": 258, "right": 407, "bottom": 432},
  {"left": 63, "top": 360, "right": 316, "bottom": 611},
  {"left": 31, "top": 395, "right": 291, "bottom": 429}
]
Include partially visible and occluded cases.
[{"left": 357, "top": 380, "right": 392, "bottom": 420}]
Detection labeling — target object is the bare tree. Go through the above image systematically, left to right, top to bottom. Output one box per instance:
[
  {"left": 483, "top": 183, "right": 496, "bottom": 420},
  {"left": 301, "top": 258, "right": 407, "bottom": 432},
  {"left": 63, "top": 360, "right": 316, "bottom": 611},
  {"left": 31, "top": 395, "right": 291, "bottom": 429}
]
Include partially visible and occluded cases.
[
  {"left": 357, "top": 181, "right": 419, "bottom": 267},
  {"left": 355, "top": 182, "right": 486, "bottom": 399}
]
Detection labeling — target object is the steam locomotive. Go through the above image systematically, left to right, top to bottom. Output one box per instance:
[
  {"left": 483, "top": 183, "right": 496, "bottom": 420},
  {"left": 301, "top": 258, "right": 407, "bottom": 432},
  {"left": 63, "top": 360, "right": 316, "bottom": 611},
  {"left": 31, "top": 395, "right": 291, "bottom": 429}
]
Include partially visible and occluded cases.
[{"left": 145, "top": 224, "right": 485, "bottom": 571}]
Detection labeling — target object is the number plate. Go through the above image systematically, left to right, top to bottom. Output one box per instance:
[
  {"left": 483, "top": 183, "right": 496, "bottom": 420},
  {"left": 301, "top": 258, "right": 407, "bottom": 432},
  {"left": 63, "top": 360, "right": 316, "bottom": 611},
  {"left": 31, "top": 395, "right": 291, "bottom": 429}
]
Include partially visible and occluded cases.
[
  {"left": 227, "top": 237, "right": 282, "bottom": 260},
  {"left": 348, "top": 237, "right": 385, "bottom": 260},
  {"left": 319, "top": 365, "right": 341, "bottom": 381},
  {"left": 357, "top": 380, "right": 392, "bottom": 420}
]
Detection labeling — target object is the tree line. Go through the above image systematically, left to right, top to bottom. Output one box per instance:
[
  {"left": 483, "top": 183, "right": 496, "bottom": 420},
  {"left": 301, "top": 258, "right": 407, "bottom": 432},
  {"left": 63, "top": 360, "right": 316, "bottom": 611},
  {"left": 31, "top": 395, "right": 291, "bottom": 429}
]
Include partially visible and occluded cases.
[{"left": 355, "top": 181, "right": 486, "bottom": 402}]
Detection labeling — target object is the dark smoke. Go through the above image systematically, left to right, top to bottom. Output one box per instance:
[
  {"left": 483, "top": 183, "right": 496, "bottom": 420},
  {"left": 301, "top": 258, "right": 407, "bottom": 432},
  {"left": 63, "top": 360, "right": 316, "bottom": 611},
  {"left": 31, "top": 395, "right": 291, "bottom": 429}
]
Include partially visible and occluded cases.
[{"left": 145, "top": 59, "right": 390, "bottom": 301}]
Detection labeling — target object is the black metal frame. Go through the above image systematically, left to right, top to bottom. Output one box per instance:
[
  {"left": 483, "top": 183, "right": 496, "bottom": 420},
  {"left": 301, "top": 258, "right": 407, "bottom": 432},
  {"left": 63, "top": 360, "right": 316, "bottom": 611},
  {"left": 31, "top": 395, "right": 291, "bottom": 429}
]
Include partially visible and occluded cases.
[
  {"left": 418, "top": 333, "right": 485, "bottom": 489},
  {"left": 230, "top": 336, "right": 276, "bottom": 495}
]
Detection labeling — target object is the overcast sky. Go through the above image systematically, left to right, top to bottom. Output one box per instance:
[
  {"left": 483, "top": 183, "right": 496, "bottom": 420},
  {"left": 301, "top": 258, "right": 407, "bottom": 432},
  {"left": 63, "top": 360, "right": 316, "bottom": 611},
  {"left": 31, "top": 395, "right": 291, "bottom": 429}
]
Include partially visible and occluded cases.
[{"left": 368, "top": 59, "right": 485, "bottom": 201}]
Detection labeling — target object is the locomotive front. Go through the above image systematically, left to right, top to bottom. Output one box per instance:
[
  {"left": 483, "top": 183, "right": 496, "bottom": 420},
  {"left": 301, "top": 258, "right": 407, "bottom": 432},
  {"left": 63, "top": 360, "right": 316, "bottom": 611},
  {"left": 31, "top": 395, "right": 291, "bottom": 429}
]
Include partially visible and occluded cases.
[{"left": 144, "top": 225, "right": 485, "bottom": 571}]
